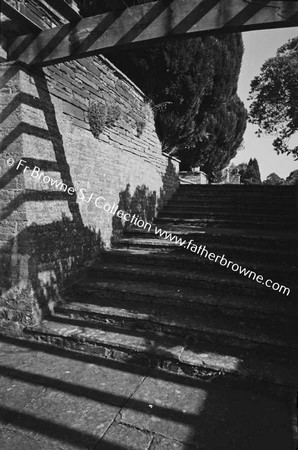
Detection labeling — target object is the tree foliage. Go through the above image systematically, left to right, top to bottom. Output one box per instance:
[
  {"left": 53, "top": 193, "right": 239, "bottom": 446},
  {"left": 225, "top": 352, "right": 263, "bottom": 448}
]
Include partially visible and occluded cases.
[
  {"left": 77, "top": 2, "right": 246, "bottom": 179},
  {"left": 106, "top": 34, "right": 246, "bottom": 180},
  {"left": 248, "top": 37, "right": 298, "bottom": 159},
  {"left": 238, "top": 158, "right": 262, "bottom": 185},
  {"left": 286, "top": 169, "right": 298, "bottom": 185},
  {"left": 263, "top": 170, "right": 298, "bottom": 185},
  {"left": 263, "top": 173, "right": 285, "bottom": 185}
]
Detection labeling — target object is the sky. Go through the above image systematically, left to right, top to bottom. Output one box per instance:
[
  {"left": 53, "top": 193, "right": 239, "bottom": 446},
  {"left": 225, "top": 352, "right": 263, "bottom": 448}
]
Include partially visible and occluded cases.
[{"left": 230, "top": 26, "right": 298, "bottom": 181}]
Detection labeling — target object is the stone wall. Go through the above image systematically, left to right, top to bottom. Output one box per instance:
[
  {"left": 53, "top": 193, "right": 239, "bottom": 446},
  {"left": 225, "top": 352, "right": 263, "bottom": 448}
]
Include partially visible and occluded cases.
[{"left": 0, "top": 56, "right": 179, "bottom": 331}]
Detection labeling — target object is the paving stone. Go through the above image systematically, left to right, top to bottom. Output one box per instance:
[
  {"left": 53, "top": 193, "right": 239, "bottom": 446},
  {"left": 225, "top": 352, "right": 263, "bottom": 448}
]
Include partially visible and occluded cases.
[
  {"left": 0, "top": 340, "right": 295, "bottom": 450},
  {"left": 0, "top": 341, "right": 38, "bottom": 368},
  {"left": 0, "top": 342, "right": 147, "bottom": 449},
  {"left": 0, "top": 343, "right": 45, "bottom": 409},
  {"left": 14, "top": 351, "right": 147, "bottom": 407},
  {"left": 0, "top": 370, "right": 45, "bottom": 411},
  {"left": 120, "top": 373, "right": 292, "bottom": 449},
  {"left": 10, "top": 388, "right": 119, "bottom": 449},
  {"left": 98, "top": 422, "right": 152, "bottom": 449},
  {"left": 0, "top": 427, "right": 66, "bottom": 450},
  {"left": 149, "top": 435, "right": 195, "bottom": 450}
]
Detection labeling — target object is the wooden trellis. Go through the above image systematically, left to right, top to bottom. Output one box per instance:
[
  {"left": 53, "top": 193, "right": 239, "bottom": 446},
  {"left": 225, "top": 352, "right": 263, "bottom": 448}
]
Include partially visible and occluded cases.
[{"left": 1, "top": 0, "right": 298, "bottom": 66}]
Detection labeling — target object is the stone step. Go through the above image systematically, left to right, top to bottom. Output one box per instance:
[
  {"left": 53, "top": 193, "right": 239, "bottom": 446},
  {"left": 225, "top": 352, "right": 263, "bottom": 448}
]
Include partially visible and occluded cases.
[
  {"left": 177, "top": 185, "right": 295, "bottom": 192},
  {"left": 172, "top": 187, "right": 295, "bottom": 195},
  {"left": 170, "top": 191, "right": 295, "bottom": 198},
  {"left": 170, "top": 193, "right": 296, "bottom": 203},
  {"left": 164, "top": 196, "right": 296, "bottom": 205},
  {"left": 169, "top": 199, "right": 295, "bottom": 209},
  {"left": 163, "top": 203, "right": 295, "bottom": 214},
  {"left": 158, "top": 210, "right": 297, "bottom": 221},
  {"left": 154, "top": 217, "right": 297, "bottom": 231},
  {"left": 122, "top": 227, "right": 298, "bottom": 251},
  {"left": 114, "top": 238, "right": 298, "bottom": 264},
  {"left": 101, "top": 249, "right": 297, "bottom": 283},
  {"left": 86, "top": 262, "right": 295, "bottom": 298},
  {"left": 62, "top": 279, "right": 298, "bottom": 323},
  {"left": 53, "top": 301, "right": 298, "bottom": 355},
  {"left": 23, "top": 320, "right": 298, "bottom": 387}
]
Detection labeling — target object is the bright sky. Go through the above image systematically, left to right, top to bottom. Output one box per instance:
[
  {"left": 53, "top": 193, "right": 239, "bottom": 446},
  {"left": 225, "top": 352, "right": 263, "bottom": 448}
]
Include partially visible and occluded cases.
[{"left": 230, "top": 26, "right": 298, "bottom": 181}]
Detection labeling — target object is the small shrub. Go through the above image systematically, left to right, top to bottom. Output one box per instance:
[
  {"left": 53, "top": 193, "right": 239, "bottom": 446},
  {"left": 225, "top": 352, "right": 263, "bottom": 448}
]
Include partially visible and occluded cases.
[
  {"left": 88, "top": 101, "right": 107, "bottom": 138},
  {"left": 135, "top": 101, "right": 151, "bottom": 137},
  {"left": 106, "top": 103, "right": 121, "bottom": 127},
  {"left": 136, "top": 117, "right": 146, "bottom": 137}
]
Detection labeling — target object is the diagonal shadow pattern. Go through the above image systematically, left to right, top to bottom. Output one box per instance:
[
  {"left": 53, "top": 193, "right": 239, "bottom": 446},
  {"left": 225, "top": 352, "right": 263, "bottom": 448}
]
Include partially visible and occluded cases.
[
  {"left": 0, "top": 63, "right": 100, "bottom": 320},
  {"left": 0, "top": 334, "right": 294, "bottom": 449},
  {"left": 0, "top": 406, "right": 127, "bottom": 450}
]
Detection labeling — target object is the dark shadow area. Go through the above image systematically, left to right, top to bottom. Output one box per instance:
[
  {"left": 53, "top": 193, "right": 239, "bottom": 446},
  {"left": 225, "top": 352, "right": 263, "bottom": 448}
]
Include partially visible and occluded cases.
[
  {"left": 112, "top": 157, "right": 179, "bottom": 241},
  {"left": 112, "top": 183, "right": 157, "bottom": 241},
  {"left": 0, "top": 364, "right": 200, "bottom": 425},
  {"left": 0, "top": 406, "right": 128, "bottom": 450}
]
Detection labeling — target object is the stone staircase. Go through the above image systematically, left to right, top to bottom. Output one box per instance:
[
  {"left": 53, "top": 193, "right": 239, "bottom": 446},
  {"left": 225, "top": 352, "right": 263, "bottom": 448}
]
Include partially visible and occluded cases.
[{"left": 24, "top": 185, "right": 298, "bottom": 388}]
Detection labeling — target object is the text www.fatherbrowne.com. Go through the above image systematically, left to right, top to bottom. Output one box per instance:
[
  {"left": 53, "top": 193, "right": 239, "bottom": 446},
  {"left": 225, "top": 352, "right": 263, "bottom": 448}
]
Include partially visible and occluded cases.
[
  {"left": 14, "top": 158, "right": 291, "bottom": 297},
  {"left": 154, "top": 227, "right": 291, "bottom": 297}
]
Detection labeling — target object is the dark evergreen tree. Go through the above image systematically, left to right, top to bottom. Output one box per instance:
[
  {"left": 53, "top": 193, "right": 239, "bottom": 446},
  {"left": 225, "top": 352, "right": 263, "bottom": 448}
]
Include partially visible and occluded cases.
[
  {"left": 77, "top": 2, "right": 247, "bottom": 179},
  {"left": 107, "top": 34, "right": 246, "bottom": 180},
  {"left": 239, "top": 158, "right": 262, "bottom": 184}
]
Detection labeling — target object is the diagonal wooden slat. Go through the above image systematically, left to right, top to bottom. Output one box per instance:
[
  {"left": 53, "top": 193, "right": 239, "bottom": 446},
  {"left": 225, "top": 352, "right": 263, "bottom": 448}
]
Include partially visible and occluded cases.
[
  {"left": 0, "top": 0, "right": 47, "bottom": 33},
  {"left": 6, "top": 0, "right": 298, "bottom": 67},
  {"left": 43, "top": 0, "right": 82, "bottom": 22},
  {"left": 81, "top": 0, "right": 159, "bottom": 14}
]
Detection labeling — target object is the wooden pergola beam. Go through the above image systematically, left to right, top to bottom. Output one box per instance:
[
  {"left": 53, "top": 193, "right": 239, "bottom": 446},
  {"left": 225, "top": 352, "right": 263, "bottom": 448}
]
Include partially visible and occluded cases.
[
  {"left": 1, "top": 0, "right": 48, "bottom": 33},
  {"left": 7, "top": 0, "right": 298, "bottom": 66},
  {"left": 43, "top": 0, "right": 82, "bottom": 22},
  {"left": 82, "top": 0, "right": 158, "bottom": 14}
]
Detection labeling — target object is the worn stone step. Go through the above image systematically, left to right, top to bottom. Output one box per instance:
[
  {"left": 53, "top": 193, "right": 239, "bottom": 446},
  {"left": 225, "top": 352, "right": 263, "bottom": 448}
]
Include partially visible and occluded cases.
[
  {"left": 177, "top": 185, "right": 296, "bottom": 192},
  {"left": 172, "top": 188, "right": 295, "bottom": 196},
  {"left": 170, "top": 190, "right": 295, "bottom": 197},
  {"left": 169, "top": 193, "right": 295, "bottom": 200},
  {"left": 170, "top": 194, "right": 295, "bottom": 204},
  {"left": 163, "top": 198, "right": 296, "bottom": 208},
  {"left": 169, "top": 200, "right": 295, "bottom": 210},
  {"left": 163, "top": 203, "right": 295, "bottom": 214},
  {"left": 158, "top": 210, "right": 297, "bottom": 221},
  {"left": 154, "top": 217, "right": 297, "bottom": 231},
  {"left": 122, "top": 227, "right": 298, "bottom": 251},
  {"left": 124, "top": 227, "right": 298, "bottom": 253},
  {"left": 114, "top": 238, "right": 298, "bottom": 264},
  {"left": 101, "top": 249, "right": 297, "bottom": 283},
  {"left": 87, "top": 262, "right": 295, "bottom": 298},
  {"left": 62, "top": 279, "right": 298, "bottom": 323},
  {"left": 54, "top": 299, "right": 298, "bottom": 356},
  {"left": 23, "top": 320, "right": 298, "bottom": 387}
]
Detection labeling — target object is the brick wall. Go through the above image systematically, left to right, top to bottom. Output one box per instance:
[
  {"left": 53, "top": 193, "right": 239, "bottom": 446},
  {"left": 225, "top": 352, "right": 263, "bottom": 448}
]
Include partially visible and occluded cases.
[{"left": 0, "top": 57, "right": 179, "bottom": 331}]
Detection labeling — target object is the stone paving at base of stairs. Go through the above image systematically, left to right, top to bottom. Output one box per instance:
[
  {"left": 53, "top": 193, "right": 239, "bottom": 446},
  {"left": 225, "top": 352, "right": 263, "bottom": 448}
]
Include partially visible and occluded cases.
[{"left": 0, "top": 336, "right": 294, "bottom": 450}]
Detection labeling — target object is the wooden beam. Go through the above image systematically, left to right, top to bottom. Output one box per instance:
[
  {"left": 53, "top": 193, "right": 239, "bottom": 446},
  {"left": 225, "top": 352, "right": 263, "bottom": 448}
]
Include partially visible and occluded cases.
[
  {"left": 0, "top": 0, "right": 47, "bottom": 33},
  {"left": 7, "top": 0, "right": 298, "bottom": 66},
  {"left": 43, "top": 0, "right": 82, "bottom": 22},
  {"left": 81, "top": 0, "right": 158, "bottom": 14}
]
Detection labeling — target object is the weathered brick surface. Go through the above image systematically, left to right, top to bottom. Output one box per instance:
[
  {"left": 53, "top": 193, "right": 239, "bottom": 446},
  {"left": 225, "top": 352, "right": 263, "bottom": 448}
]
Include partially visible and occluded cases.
[{"left": 0, "top": 57, "right": 179, "bottom": 328}]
